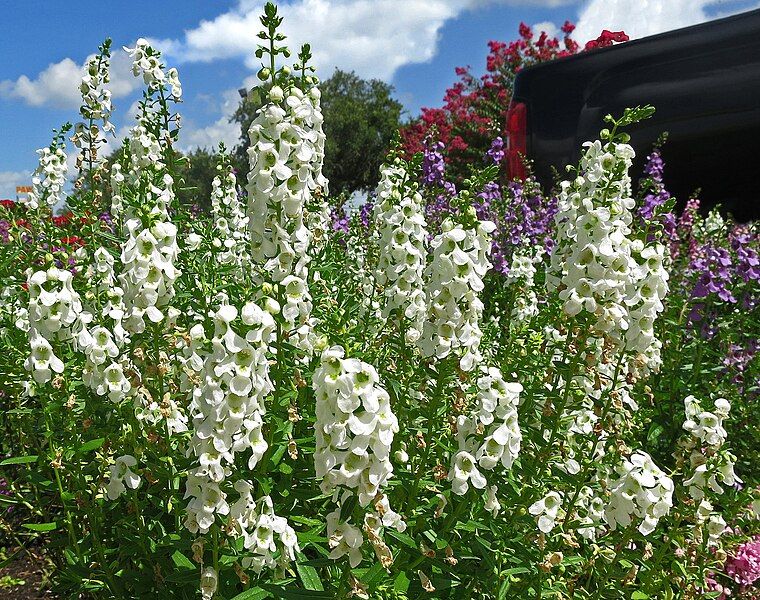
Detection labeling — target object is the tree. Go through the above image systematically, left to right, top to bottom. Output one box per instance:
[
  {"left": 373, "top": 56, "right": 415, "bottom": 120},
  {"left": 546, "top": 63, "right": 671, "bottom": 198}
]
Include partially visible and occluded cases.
[{"left": 231, "top": 68, "right": 403, "bottom": 196}]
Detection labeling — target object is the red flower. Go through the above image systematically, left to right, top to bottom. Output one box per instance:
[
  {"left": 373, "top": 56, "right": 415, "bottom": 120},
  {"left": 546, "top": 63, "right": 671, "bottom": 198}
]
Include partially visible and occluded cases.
[
  {"left": 561, "top": 20, "right": 576, "bottom": 35},
  {"left": 518, "top": 22, "right": 532, "bottom": 41},
  {"left": 0, "top": 199, "right": 15, "bottom": 210},
  {"left": 60, "top": 236, "right": 85, "bottom": 247}
]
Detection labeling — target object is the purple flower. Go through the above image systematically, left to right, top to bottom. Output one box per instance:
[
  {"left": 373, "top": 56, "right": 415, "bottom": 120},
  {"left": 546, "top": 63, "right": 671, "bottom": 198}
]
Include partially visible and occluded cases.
[
  {"left": 486, "top": 137, "right": 505, "bottom": 165},
  {"left": 422, "top": 139, "right": 446, "bottom": 187},
  {"left": 637, "top": 149, "right": 671, "bottom": 220},
  {"left": 359, "top": 201, "right": 374, "bottom": 230},
  {"left": 331, "top": 206, "right": 350, "bottom": 235},
  {"left": 0, "top": 219, "right": 9, "bottom": 244},
  {"left": 730, "top": 227, "right": 760, "bottom": 283},
  {"left": 689, "top": 246, "right": 736, "bottom": 304}
]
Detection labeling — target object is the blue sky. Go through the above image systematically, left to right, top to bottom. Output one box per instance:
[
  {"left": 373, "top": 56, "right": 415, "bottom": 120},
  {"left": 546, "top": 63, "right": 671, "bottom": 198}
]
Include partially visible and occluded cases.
[{"left": 1, "top": 0, "right": 757, "bottom": 198}]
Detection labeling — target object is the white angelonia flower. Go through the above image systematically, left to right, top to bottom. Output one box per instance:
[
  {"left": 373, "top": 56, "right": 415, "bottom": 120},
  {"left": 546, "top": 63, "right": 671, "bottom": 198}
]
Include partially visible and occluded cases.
[
  {"left": 123, "top": 39, "right": 168, "bottom": 88},
  {"left": 72, "top": 46, "right": 115, "bottom": 165},
  {"left": 245, "top": 81, "right": 328, "bottom": 353},
  {"left": 548, "top": 139, "right": 669, "bottom": 366},
  {"left": 23, "top": 145, "right": 68, "bottom": 210},
  {"left": 373, "top": 159, "right": 428, "bottom": 341},
  {"left": 210, "top": 167, "right": 249, "bottom": 277},
  {"left": 119, "top": 199, "right": 180, "bottom": 334},
  {"left": 420, "top": 215, "right": 495, "bottom": 371},
  {"left": 505, "top": 244, "right": 543, "bottom": 326},
  {"left": 24, "top": 267, "right": 88, "bottom": 383},
  {"left": 27, "top": 268, "right": 84, "bottom": 339},
  {"left": 184, "top": 302, "right": 275, "bottom": 535},
  {"left": 25, "top": 331, "right": 64, "bottom": 384},
  {"left": 313, "top": 345, "right": 398, "bottom": 506},
  {"left": 450, "top": 366, "right": 522, "bottom": 497},
  {"left": 682, "top": 395, "right": 740, "bottom": 500},
  {"left": 683, "top": 395, "right": 729, "bottom": 448},
  {"left": 604, "top": 450, "right": 673, "bottom": 536},
  {"left": 450, "top": 451, "right": 487, "bottom": 495},
  {"left": 105, "top": 455, "right": 141, "bottom": 500},
  {"left": 228, "top": 483, "right": 299, "bottom": 574},
  {"left": 484, "top": 485, "right": 501, "bottom": 517},
  {"left": 575, "top": 486, "right": 606, "bottom": 541},
  {"left": 529, "top": 491, "right": 565, "bottom": 534},
  {"left": 326, "top": 503, "right": 364, "bottom": 568},
  {"left": 707, "top": 513, "right": 727, "bottom": 546},
  {"left": 200, "top": 566, "right": 218, "bottom": 600}
]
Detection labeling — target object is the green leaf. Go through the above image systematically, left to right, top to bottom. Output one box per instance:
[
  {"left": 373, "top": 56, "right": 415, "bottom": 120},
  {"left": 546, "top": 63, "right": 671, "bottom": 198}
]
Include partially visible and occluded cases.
[
  {"left": 77, "top": 438, "right": 105, "bottom": 453},
  {"left": 0, "top": 455, "right": 38, "bottom": 466},
  {"left": 339, "top": 495, "right": 357, "bottom": 522},
  {"left": 22, "top": 521, "right": 58, "bottom": 532},
  {"left": 385, "top": 529, "right": 417, "bottom": 550},
  {"left": 171, "top": 550, "right": 195, "bottom": 570},
  {"left": 360, "top": 562, "right": 385, "bottom": 587},
  {"left": 296, "top": 563, "right": 323, "bottom": 591},
  {"left": 393, "top": 571, "right": 410, "bottom": 593},
  {"left": 260, "top": 585, "right": 332, "bottom": 599},
  {"left": 229, "top": 587, "right": 271, "bottom": 600},
  {"left": 632, "top": 592, "right": 650, "bottom": 599}
]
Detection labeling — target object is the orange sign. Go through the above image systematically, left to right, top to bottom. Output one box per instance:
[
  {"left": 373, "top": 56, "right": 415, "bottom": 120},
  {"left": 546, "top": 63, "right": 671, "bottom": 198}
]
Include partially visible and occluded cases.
[{"left": 16, "top": 186, "right": 32, "bottom": 193}]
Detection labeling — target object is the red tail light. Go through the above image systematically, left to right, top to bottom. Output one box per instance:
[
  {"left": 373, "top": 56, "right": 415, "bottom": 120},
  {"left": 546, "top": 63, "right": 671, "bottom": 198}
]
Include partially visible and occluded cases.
[{"left": 506, "top": 101, "right": 527, "bottom": 180}]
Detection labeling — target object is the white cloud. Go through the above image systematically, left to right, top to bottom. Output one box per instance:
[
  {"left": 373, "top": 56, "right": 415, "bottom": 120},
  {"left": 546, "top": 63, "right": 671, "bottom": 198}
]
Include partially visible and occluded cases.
[
  {"left": 153, "top": 0, "right": 575, "bottom": 82},
  {"left": 573, "top": 0, "right": 760, "bottom": 46},
  {"left": 532, "top": 20, "right": 560, "bottom": 39},
  {"left": 0, "top": 50, "right": 141, "bottom": 110},
  {"left": 0, "top": 170, "right": 31, "bottom": 200}
]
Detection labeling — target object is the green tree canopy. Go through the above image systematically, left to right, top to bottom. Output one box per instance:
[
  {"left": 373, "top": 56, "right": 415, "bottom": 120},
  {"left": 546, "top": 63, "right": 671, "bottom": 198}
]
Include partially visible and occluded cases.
[{"left": 232, "top": 68, "right": 404, "bottom": 196}]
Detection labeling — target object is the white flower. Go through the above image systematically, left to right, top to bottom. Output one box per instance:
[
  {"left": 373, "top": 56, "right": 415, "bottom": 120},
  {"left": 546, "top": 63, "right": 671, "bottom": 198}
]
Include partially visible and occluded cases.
[
  {"left": 245, "top": 80, "right": 328, "bottom": 352},
  {"left": 23, "top": 145, "right": 68, "bottom": 210},
  {"left": 373, "top": 159, "right": 428, "bottom": 338},
  {"left": 420, "top": 218, "right": 494, "bottom": 371},
  {"left": 313, "top": 346, "right": 398, "bottom": 506},
  {"left": 449, "top": 367, "right": 521, "bottom": 496},
  {"left": 683, "top": 395, "right": 729, "bottom": 448},
  {"left": 450, "top": 451, "right": 487, "bottom": 495},
  {"left": 604, "top": 451, "right": 673, "bottom": 536},
  {"left": 105, "top": 455, "right": 141, "bottom": 500},
  {"left": 484, "top": 486, "right": 501, "bottom": 517},
  {"left": 529, "top": 491, "right": 565, "bottom": 534},
  {"left": 326, "top": 508, "right": 364, "bottom": 568},
  {"left": 200, "top": 566, "right": 218, "bottom": 600}
]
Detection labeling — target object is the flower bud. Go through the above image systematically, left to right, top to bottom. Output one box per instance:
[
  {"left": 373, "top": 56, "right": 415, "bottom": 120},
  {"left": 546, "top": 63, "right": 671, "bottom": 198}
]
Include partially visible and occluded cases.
[
  {"left": 269, "top": 85, "right": 284, "bottom": 102},
  {"left": 263, "top": 297, "right": 280, "bottom": 315}
]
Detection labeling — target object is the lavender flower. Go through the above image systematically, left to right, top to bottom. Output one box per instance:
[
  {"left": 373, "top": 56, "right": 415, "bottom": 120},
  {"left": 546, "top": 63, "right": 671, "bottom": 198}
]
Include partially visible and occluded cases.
[
  {"left": 486, "top": 137, "right": 505, "bottom": 165},
  {"left": 422, "top": 139, "right": 446, "bottom": 187},
  {"left": 637, "top": 149, "right": 671, "bottom": 220},
  {"left": 359, "top": 201, "right": 374, "bottom": 230},
  {"left": 331, "top": 206, "right": 350, "bottom": 235},
  {"left": 689, "top": 246, "right": 736, "bottom": 303}
]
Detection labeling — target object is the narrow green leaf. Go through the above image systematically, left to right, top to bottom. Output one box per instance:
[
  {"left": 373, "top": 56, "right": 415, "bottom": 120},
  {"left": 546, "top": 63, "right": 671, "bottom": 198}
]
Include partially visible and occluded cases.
[
  {"left": 77, "top": 438, "right": 105, "bottom": 453},
  {"left": 0, "top": 455, "right": 38, "bottom": 466},
  {"left": 23, "top": 521, "right": 58, "bottom": 532},
  {"left": 385, "top": 529, "right": 417, "bottom": 550},
  {"left": 171, "top": 550, "right": 195, "bottom": 570},
  {"left": 296, "top": 563, "right": 324, "bottom": 591},
  {"left": 260, "top": 585, "right": 332, "bottom": 599},
  {"left": 229, "top": 587, "right": 271, "bottom": 600}
]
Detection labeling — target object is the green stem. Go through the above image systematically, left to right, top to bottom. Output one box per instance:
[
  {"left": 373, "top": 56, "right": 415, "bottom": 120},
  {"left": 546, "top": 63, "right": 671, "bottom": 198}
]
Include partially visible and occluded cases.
[{"left": 406, "top": 361, "right": 448, "bottom": 511}]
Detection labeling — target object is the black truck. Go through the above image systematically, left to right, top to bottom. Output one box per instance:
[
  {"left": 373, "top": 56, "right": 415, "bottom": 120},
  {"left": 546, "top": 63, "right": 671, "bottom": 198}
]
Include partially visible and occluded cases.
[{"left": 507, "top": 8, "right": 760, "bottom": 221}]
